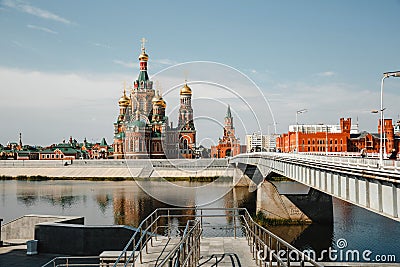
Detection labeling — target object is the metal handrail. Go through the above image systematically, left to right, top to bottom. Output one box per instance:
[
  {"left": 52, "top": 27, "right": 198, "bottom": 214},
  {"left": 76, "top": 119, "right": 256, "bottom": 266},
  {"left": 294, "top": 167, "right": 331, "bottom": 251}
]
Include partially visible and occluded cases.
[
  {"left": 42, "top": 207, "right": 323, "bottom": 267},
  {"left": 157, "top": 219, "right": 201, "bottom": 267}
]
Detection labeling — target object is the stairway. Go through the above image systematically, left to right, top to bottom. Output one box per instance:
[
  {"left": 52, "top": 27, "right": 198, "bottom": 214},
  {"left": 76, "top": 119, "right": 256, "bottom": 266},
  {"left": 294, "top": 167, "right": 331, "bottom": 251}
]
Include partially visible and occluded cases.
[{"left": 134, "top": 236, "right": 180, "bottom": 267}]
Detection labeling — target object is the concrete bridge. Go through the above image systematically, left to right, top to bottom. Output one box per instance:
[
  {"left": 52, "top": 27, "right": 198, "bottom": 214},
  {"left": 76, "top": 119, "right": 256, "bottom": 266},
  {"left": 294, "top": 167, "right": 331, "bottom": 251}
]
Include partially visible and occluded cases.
[{"left": 231, "top": 152, "right": 400, "bottom": 222}]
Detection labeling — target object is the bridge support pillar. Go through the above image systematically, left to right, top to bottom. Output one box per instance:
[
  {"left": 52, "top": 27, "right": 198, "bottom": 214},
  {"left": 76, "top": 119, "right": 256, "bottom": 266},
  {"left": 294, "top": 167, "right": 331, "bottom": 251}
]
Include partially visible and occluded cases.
[
  {"left": 232, "top": 163, "right": 256, "bottom": 187},
  {"left": 257, "top": 180, "right": 333, "bottom": 224}
]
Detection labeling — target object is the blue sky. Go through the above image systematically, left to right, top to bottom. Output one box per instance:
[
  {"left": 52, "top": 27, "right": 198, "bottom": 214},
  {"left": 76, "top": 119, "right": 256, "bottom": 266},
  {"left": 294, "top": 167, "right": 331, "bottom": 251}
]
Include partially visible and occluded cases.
[{"left": 0, "top": 0, "right": 400, "bottom": 146}]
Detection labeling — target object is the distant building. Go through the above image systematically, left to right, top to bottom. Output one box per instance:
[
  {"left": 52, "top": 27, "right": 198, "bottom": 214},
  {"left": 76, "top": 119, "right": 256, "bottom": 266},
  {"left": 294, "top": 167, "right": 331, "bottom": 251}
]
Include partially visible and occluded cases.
[
  {"left": 113, "top": 40, "right": 196, "bottom": 159},
  {"left": 211, "top": 105, "right": 246, "bottom": 158},
  {"left": 276, "top": 117, "right": 400, "bottom": 155},
  {"left": 277, "top": 118, "right": 354, "bottom": 153},
  {"left": 394, "top": 120, "right": 400, "bottom": 135},
  {"left": 246, "top": 132, "right": 279, "bottom": 152},
  {"left": 0, "top": 134, "right": 113, "bottom": 160},
  {"left": 90, "top": 138, "right": 112, "bottom": 159},
  {"left": 39, "top": 143, "right": 80, "bottom": 160},
  {"left": 196, "top": 145, "right": 211, "bottom": 158}
]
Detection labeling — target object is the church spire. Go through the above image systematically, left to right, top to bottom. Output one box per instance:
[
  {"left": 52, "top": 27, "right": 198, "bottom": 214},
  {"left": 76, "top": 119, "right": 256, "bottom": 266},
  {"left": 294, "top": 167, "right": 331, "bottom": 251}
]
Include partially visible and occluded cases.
[
  {"left": 138, "top": 37, "right": 149, "bottom": 82},
  {"left": 224, "top": 104, "right": 233, "bottom": 129},
  {"left": 225, "top": 105, "right": 232, "bottom": 118},
  {"left": 19, "top": 132, "right": 22, "bottom": 148}
]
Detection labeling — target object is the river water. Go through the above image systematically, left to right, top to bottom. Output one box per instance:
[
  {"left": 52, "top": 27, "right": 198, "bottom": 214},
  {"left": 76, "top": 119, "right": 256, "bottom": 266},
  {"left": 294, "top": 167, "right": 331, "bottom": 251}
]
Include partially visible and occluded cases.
[{"left": 0, "top": 180, "right": 399, "bottom": 262}]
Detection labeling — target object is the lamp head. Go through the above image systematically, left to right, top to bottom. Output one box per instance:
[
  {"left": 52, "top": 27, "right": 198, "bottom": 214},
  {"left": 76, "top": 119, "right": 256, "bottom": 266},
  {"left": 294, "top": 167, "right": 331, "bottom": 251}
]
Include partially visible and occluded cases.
[
  {"left": 384, "top": 71, "right": 400, "bottom": 78},
  {"left": 297, "top": 109, "right": 308, "bottom": 114}
]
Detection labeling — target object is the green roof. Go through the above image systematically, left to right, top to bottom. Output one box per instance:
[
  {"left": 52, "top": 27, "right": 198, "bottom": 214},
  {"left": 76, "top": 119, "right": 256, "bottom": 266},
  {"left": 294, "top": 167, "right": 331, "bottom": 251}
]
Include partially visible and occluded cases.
[
  {"left": 138, "top": 71, "right": 149, "bottom": 83},
  {"left": 225, "top": 105, "right": 232, "bottom": 118},
  {"left": 128, "top": 120, "right": 147, "bottom": 128},
  {"left": 114, "top": 132, "right": 126, "bottom": 139},
  {"left": 100, "top": 137, "right": 108, "bottom": 146},
  {"left": 55, "top": 143, "right": 74, "bottom": 148},
  {"left": 17, "top": 151, "right": 32, "bottom": 156}
]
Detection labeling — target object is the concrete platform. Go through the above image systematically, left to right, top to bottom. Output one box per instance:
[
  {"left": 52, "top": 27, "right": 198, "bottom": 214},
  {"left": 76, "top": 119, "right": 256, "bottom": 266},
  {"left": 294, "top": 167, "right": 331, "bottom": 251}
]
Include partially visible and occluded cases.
[
  {"left": 128, "top": 236, "right": 258, "bottom": 267},
  {"left": 134, "top": 236, "right": 180, "bottom": 267},
  {"left": 199, "top": 237, "right": 257, "bottom": 267},
  {"left": 0, "top": 244, "right": 66, "bottom": 267}
]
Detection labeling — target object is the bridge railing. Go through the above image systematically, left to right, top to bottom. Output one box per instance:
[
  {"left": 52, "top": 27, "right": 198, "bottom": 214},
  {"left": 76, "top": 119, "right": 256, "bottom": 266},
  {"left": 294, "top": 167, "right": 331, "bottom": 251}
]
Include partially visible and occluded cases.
[{"left": 243, "top": 152, "right": 400, "bottom": 172}]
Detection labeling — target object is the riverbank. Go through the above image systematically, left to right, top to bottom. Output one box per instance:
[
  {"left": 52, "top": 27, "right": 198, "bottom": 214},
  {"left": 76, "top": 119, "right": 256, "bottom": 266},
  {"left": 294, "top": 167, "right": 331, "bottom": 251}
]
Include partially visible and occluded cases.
[
  {"left": 0, "top": 159, "right": 235, "bottom": 180},
  {"left": 0, "top": 175, "right": 230, "bottom": 182}
]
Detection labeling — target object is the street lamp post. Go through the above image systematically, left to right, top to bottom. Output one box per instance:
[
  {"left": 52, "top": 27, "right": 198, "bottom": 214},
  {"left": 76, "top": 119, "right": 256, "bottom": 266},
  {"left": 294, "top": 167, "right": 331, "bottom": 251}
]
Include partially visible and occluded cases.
[
  {"left": 378, "top": 71, "right": 400, "bottom": 168},
  {"left": 295, "top": 109, "right": 307, "bottom": 153},
  {"left": 325, "top": 125, "right": 328, "bottom": 156}
]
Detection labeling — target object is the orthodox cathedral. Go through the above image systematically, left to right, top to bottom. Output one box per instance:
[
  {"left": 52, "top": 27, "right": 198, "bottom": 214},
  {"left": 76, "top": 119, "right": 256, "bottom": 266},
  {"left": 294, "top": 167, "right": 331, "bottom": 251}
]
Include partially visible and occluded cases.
[{"left": 113, "top": 40, "right": 196, "bottom": 159}]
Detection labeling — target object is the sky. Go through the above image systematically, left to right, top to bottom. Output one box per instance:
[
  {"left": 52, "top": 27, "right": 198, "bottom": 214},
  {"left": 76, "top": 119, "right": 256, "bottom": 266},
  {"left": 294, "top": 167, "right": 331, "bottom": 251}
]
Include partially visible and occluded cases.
[{"left": 0, "top": 0, "right": 400, "bottom": 146}]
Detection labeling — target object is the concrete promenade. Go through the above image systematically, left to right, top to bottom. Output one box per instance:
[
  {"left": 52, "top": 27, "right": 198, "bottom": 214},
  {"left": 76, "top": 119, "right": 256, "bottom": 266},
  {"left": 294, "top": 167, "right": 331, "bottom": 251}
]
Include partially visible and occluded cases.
[{"left": 0, "top": 159, "right": 234, "bottom": 178}]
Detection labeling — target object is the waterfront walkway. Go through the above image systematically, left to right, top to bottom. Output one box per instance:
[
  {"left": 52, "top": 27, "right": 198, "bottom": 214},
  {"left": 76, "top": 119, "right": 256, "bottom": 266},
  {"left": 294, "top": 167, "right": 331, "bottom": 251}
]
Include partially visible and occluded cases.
[{"left": 0, "top": 158, "right": 233, "bottom": 179}]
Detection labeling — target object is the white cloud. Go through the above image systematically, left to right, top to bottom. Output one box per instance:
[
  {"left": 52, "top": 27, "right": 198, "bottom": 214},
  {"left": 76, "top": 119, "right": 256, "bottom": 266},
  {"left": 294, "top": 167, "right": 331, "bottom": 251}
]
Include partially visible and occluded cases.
[
  {"left": 3, "top": 0, "right": 73, "bottom": 25},
  {"left": 27, "top": 24, "right": 58, "bottom": 34},
  {"left": 12, "top": 40, "right": 23, "bottom": 48},
  {"left": 92, "top": 42, "right": 111, "bottom": 49},
  {"left": 152, "top": 58, "right": 179, "bottom": 66},
  {"left": 113, "top": 59, "right": 137, "bottom": 69},
  {"left": 0, "top": 64, "right": 275, "bottom": 147},
  {"left": 0, "top": 67, "right": 129, "bottom": 145},
  {"left": 317, "top": 71, "right": 335, "bottom": 77},
  {"left": 266, "top": 80, "right": 400, "bottom": 133}
]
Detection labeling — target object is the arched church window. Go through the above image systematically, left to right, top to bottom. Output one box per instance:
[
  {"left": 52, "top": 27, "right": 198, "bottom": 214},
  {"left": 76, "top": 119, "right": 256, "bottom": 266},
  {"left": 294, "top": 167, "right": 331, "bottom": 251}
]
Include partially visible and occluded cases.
[
  {"left": 139, "top": 99, "right": 144, "bottom": 111},
  {"left": 130, "top": 137, "right": 134, "bottom": 152},
  {"left": 135, "top": 139, "right": 139, "bottom": 152},
  {"left": 183, "top": 139, "right": 188, "bottom": 150}
]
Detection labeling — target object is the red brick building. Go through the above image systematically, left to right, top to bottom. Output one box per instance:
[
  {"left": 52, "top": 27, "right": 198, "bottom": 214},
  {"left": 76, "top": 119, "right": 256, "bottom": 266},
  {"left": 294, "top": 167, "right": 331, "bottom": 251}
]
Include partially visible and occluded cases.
[
  {"left": 211, "top": 105, "right": 246, "bottom": 158},
  {"left": 276, "top": 117, "right": 400, "bottom": 155}
]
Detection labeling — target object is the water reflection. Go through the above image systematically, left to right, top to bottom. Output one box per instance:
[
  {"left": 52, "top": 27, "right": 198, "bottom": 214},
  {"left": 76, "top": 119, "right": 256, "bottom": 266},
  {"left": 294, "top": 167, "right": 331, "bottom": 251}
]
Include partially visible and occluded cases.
[
  {"left": 1, "top": 180, "right": 399, "bottom": 261},
  {"left": 16, "top": 181, "right": 81, "bottom": 209},
  {"left": 95, "top": 194, "right": 112, "bottom": 214}
]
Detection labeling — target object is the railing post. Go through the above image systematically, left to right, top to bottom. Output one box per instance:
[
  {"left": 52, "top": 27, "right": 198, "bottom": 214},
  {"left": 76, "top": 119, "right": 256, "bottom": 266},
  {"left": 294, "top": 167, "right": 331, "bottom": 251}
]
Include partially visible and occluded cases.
[
  {"left": 168, "top": 209, "right": 171, "bottom": 238},
  {"left": 200, "top": 209, "right": 203, "bottom": 230},
  {"left": 233, "top": 209, "right": 237, "bottom": 239},
  {"left": 155, "top": 210, "right": 158, "bottom": 241},
  {"left": 150, "top": 213, "right": 153, "bottom": 247},
  {"left": 0, "top": 218, "right": 3, "bottom": 247},
  {"left": 145, "top": 220, "right": 149, "bottom": 253},
  {"left": 140, "top": 235, "right": 143, "bottom": 263},
  {"left": 133, "top": 239, "right": 136, "bottom": 267}
]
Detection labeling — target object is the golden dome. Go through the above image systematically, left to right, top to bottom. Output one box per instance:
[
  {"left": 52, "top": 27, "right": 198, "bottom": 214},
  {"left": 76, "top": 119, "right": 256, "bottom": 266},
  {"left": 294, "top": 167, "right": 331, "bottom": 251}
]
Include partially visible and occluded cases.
[
  {"left": 139, "top": 49, "right": 149, "bottom": 61},
  {"left": 180, "top": 83, "right": 192, "bottom": 95},
  {"left": 118, "top": 88, "right": 130, "bottom": 107},
  {"left": 152, "top": 92, "right": 166, "bottom": 108},
  {"left": 119, "top": 95, "right": 130, "bottom": 107},
  {"left": 160, "top": 98, "right": 166, "bottom": 108}
]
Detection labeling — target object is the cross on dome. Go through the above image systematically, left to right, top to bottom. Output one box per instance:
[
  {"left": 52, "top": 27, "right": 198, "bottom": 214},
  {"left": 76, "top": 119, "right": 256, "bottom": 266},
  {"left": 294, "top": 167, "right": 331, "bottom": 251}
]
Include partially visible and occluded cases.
[{"left": 141, "top": 37, "right": 147, "bottom": 51}]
